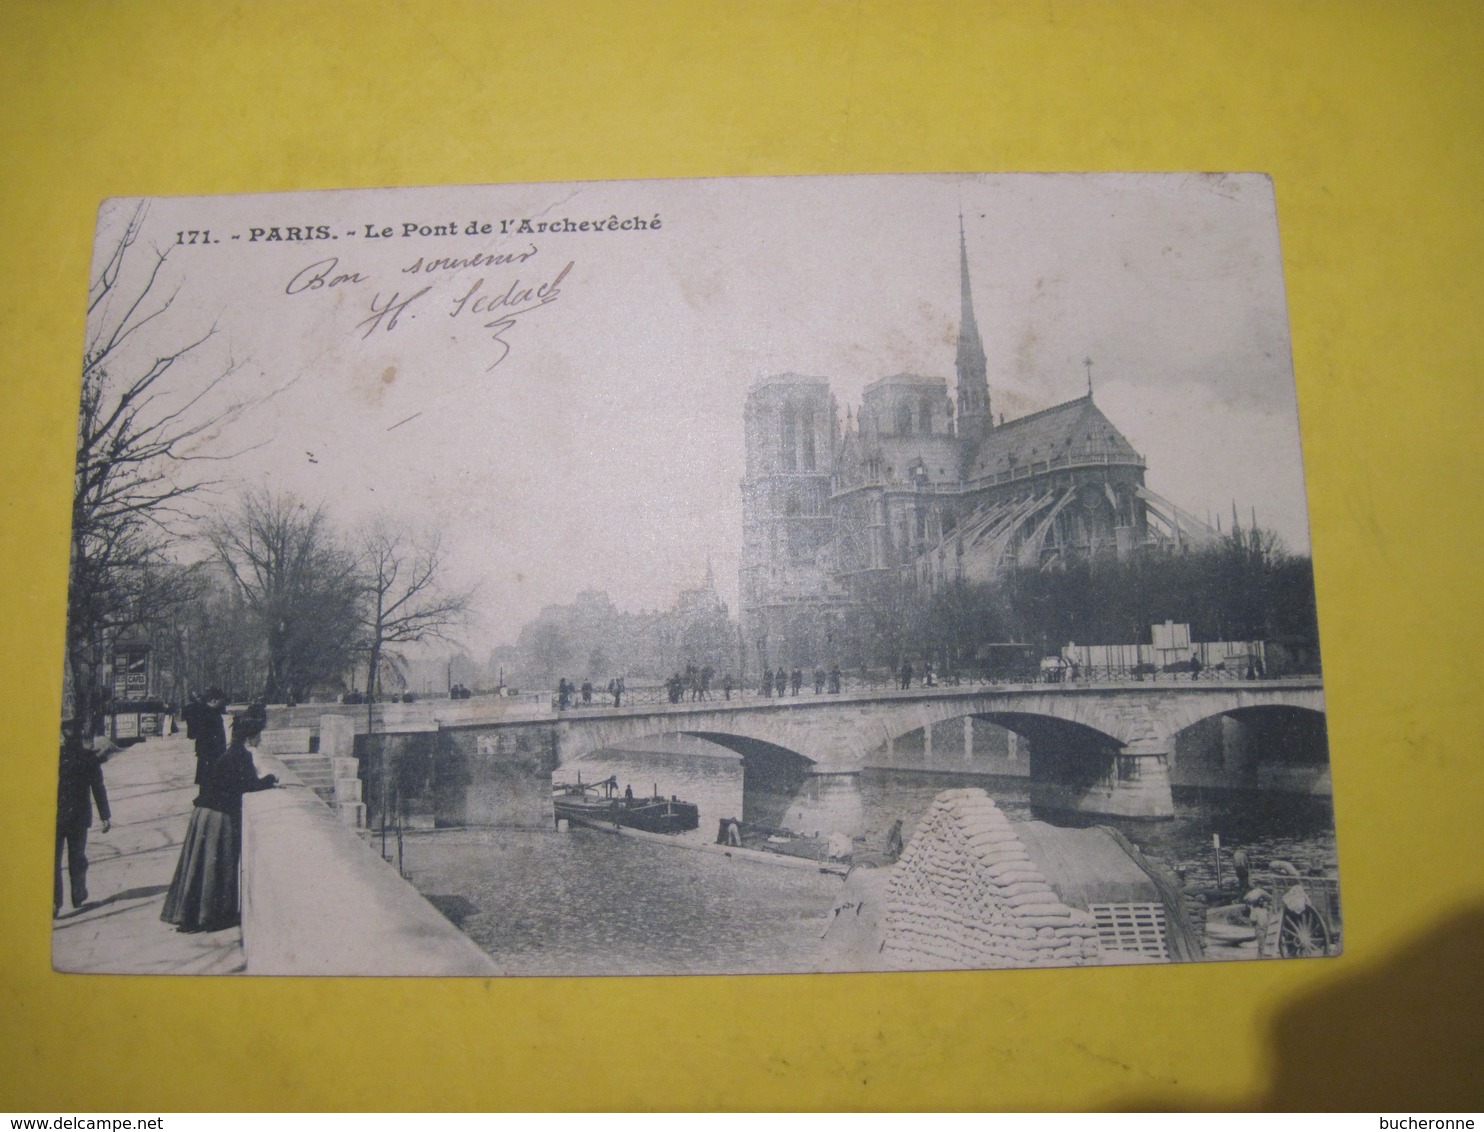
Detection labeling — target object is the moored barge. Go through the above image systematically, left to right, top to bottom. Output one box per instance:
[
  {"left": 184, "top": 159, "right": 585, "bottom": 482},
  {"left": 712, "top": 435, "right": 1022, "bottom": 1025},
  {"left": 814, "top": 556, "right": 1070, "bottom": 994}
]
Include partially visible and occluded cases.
[{"left": 553, "top": 774, "right": 700, "bottom": 834}]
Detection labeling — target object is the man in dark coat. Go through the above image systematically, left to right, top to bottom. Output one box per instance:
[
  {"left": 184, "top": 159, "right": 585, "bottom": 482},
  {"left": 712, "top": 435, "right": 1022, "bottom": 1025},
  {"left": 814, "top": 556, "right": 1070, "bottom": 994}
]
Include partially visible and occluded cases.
[
  {"left": 182, "top": 689, "right": 228, "bottom": 785},
  {"left": 55, "top": 727, "right": 112, "bottom": 915}
]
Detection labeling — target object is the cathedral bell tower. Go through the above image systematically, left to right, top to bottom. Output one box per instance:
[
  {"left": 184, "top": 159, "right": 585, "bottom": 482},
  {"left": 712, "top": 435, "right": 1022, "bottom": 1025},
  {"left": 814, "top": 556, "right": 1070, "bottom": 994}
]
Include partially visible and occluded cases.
[
  {"left": 955, "top": 216, "right": 992, "bottom": 444},
  {"left": 739, "top": 374, "right": 839, "bottom": 672}
]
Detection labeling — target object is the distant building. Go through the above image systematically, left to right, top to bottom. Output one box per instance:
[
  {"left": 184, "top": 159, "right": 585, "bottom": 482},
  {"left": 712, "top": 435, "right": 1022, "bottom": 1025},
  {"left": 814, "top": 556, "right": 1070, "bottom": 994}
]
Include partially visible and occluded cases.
[
  {"left": 740, "top": 220, "right": 1215, "bottom": 671},
  {"left": 506, "top": 565, "right": 735, "bottom": 688}
]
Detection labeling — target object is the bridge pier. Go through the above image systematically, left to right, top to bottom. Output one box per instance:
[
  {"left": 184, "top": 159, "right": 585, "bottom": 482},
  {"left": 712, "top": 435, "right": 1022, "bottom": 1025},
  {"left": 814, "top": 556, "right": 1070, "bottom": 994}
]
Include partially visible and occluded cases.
[
  {"left": 431, "top": 723, "right": 558, "bottom": 828},
  {"left": 1030, "top": 742, "right": 1175, "bottom": 820},
  {"left": 779, "top": 769, "right": 864, "bottom": 839}
]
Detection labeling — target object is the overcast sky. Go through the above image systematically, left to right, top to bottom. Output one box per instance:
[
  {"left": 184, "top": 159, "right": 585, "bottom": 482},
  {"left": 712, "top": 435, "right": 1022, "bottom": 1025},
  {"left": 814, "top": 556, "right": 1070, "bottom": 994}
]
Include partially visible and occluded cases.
[{"left": 88, "top": 172, "right": 1311, "bottom": 655}]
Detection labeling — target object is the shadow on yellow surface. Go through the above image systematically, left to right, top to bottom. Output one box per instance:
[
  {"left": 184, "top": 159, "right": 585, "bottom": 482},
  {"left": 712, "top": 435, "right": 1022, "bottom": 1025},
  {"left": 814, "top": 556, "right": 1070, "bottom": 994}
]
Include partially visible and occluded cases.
[{"left": 1120, "top": 902, "right": 1484, "bottom": 1111}]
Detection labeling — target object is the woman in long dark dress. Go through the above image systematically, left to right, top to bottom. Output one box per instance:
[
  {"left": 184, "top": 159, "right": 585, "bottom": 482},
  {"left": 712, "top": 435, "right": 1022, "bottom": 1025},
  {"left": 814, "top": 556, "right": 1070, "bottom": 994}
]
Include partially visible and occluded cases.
[{"left": 161, "top": 710, "right": 277, "bottom": 933}]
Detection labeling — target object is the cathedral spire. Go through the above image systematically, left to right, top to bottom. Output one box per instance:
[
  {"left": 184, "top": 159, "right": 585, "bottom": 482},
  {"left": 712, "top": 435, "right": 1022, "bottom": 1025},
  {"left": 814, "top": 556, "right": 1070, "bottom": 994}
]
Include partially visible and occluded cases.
[{"left": 955, "top": 214, "right": 991, "bottom": 441}]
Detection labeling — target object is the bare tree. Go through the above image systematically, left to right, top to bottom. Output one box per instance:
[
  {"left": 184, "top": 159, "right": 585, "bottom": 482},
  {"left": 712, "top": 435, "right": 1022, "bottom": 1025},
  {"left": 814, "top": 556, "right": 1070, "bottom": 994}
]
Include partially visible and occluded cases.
[
  {"left": 66, "top": 203, "right": 246, "bottom": 731},
  {"left": 208, "top": 490, "right": 362, "bottom": 703},
  {"left": 357, "top": 520, "right": 472, "bottom": 702},
  {"left": 354, "top": 521, "right": 471, "bottom": 849},
  {"left": 169, "top": 563, "right": 265, "bottom": 702},
  {"left": 525, "top": 621, "right": 574, "bottom": 685}
]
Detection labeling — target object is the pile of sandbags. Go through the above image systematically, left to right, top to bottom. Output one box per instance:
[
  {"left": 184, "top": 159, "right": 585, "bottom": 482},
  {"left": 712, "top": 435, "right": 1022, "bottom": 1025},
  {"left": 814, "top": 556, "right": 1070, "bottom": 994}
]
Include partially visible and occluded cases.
[{"left": 882, "top": 788, "right": 1101, "bottom": 970}]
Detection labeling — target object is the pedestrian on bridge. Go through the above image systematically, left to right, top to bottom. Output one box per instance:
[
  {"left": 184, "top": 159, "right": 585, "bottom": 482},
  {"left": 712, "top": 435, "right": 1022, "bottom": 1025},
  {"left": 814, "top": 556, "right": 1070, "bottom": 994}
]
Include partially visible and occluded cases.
[
  {"left": 900, "top": 660, "right": 913, "bottom": 690},
  {"left": 790, "top": 668, "right": 803, "bottom": 696}
]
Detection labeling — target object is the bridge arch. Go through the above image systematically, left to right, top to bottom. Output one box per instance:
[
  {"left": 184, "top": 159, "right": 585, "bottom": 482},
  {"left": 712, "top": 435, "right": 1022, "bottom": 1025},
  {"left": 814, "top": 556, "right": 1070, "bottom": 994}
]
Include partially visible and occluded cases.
[
  {"left": 858, "top": 691, "right": 1169, "bottom": 757},
  {"left": 1168, "top": 703, "right": 1331, "bottom": 795},
  {"left": 864, "top": 705, "right": 1124, "bottom": 780},
  {"left": 971, "top": 711, "right": 1124, "bottom": 786},
  {"left": 555, "top": 724, "right": 830, "bottom": 834},
  {"left": 683, "top": 730, "right": 815, "bottom": 801},
  {"left": 682, "top": 731, "right": 836, "bottom": 831}
]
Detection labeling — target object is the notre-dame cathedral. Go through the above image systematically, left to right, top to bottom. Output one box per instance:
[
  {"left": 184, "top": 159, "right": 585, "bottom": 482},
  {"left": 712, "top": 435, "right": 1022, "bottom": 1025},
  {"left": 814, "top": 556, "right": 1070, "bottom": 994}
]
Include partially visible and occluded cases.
[{"left": 739, "top": 222, "right": 1215, "bottom": 674}]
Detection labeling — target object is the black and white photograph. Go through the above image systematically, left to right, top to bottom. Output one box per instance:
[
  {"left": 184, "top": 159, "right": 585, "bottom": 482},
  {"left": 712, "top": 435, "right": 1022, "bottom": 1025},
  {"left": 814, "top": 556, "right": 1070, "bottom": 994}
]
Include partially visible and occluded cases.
[{"left": 54, "top": 172, "right": 1338, "bottom": 976}]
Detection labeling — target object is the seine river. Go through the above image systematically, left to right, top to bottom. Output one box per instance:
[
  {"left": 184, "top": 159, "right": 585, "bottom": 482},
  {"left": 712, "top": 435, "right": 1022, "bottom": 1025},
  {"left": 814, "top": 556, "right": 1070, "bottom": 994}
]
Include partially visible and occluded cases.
[{"left": 399, "top": 749, "right": 1339, "bottom": 976}]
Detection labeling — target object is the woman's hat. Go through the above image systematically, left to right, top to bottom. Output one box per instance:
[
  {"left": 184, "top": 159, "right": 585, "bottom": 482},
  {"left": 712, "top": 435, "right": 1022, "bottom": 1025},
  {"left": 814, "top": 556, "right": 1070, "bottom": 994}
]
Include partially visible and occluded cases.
[{"left": 232, "top": 702, "right": 269, "bottom": 737}]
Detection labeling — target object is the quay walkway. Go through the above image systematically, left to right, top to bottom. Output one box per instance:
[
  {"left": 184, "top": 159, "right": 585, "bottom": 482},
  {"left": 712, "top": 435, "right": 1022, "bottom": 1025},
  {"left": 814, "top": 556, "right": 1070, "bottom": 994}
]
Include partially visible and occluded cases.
[
  {"left": 51, "top": 731, "right": 498, "bottom": 977},
  {"left": 51, "top": 734, "right": 246, "bottom": 975}
]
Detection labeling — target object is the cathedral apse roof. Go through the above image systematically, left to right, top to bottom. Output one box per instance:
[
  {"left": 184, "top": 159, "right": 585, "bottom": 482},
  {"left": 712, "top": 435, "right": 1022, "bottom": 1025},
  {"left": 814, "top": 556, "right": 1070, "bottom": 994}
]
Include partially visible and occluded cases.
[{"left": 969, "top": 394, "right": 1143, "bottom": 480}]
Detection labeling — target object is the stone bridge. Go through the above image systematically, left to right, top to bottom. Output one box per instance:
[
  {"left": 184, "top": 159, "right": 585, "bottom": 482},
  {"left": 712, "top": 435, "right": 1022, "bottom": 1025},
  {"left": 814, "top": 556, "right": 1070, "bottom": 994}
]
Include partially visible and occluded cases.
[{"left": 443, "top": 678, "right": 1325, "bottom": 819}]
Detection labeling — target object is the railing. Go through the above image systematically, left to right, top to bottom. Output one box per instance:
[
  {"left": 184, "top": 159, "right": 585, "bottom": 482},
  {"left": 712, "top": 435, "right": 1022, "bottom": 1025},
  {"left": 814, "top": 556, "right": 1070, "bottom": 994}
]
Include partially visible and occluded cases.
[
  {"left": 832, "top": 451, "right": 1147, "bottom": 497},
  {"left": 548, "top": 665, "right": 1317, "bottom": 710}
]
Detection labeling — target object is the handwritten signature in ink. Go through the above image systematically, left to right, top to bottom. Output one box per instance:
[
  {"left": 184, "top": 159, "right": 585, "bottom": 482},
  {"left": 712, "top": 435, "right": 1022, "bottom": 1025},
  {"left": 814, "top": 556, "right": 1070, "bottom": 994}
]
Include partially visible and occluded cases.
[{"left": 446, "top": 261, "right": 574, "bottom": 370}]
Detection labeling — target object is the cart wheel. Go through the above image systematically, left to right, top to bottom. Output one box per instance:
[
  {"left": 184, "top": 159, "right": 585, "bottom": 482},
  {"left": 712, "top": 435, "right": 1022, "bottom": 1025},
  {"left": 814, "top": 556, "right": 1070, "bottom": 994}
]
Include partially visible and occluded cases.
[{"left": 1279, "top": 906, "right": 1330, "bottom": 957}]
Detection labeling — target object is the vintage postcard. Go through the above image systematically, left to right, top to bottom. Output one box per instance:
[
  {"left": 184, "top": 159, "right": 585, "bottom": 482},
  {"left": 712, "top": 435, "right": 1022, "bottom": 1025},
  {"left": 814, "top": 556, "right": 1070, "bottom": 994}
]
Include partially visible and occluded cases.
[{"left": 53, "top": 173, "right": 1338, "bottom": 976}]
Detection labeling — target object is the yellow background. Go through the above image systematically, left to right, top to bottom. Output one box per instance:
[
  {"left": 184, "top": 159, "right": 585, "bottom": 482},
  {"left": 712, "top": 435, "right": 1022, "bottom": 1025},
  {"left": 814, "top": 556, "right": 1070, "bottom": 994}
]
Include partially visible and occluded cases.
[{"left": 2, "top": 0, "right": 1480, "bottom": 1111}]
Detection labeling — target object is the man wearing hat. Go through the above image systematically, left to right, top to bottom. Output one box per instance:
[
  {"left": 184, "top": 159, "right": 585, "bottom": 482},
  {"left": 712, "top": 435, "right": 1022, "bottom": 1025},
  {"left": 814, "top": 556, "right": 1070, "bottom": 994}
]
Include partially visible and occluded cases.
[
  {"left": 182, "top": 688, "right": 229, "bottom": 785},
  {"left": 55, "top": 723, "right": 111, "bottom": 916}
]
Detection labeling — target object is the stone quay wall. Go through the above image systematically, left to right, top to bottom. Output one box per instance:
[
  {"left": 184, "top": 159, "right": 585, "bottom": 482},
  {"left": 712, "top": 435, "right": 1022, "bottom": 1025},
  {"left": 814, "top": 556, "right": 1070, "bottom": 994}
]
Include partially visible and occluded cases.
[{"left": 240, "top": 754, "right": 498, "bottom": 976}]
